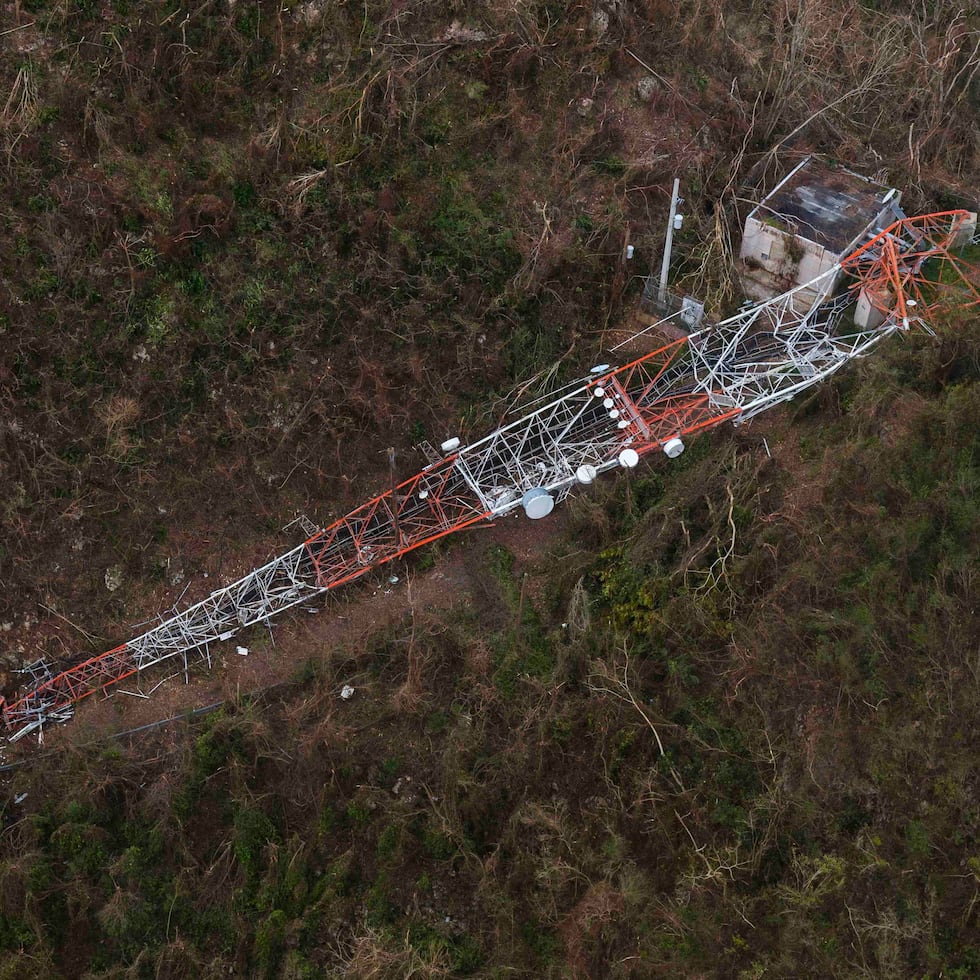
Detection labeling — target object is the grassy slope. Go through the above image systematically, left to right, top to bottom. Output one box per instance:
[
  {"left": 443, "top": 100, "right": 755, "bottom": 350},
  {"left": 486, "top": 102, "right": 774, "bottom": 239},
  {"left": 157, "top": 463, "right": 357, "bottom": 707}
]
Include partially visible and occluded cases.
[{"left": 1, "top": 1, "right": 979, "bottom": 977}]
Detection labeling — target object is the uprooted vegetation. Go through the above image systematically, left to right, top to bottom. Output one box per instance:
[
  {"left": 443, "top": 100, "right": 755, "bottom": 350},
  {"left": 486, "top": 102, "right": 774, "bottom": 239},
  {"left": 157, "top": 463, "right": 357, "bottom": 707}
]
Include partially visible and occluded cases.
[{"left": 1, "top": 0, "right": 979, "bottom": 977}]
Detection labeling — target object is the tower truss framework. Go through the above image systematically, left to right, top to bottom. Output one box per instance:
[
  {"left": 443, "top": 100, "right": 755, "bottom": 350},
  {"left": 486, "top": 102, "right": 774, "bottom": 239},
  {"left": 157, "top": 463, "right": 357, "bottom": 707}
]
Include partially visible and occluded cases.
[{"left": 2, "top": 211, "right": 978, "bottom": 740}]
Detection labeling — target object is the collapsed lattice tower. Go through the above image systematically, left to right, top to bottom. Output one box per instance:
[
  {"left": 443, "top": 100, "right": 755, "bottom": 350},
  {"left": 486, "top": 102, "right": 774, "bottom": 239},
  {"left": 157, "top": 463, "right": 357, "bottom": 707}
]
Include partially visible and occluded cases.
[{"left": 2, "top": 212, "right": 978, "bottom": 742}]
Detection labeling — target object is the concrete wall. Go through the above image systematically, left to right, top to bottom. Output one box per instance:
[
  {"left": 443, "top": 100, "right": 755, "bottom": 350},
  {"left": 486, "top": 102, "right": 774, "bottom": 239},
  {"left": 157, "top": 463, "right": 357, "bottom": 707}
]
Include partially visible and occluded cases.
[
  {"left": 953, "top": 211, "right": 978, "bottom": 247},
  {"left": 738, "top": 216, "right": 840, "bottom": 308}
]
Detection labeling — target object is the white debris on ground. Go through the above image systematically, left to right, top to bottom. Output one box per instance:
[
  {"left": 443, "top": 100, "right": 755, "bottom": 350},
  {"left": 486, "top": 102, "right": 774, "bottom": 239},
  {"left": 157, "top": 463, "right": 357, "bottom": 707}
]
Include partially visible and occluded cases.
[
  {"left": 437, "top": 20, "right": 489, "bottom": 43},
  {"left": 637, "top": 76, "right": 659, "bottom": 102},
  {"left": 104, "top": 565, "right": 124, "bottom": 592},
  {"left": 236, "top": 646, "right": 249, "bottom": 657},
  {"left": 340, "top": 684, "right": 355, "bottom": 700}
]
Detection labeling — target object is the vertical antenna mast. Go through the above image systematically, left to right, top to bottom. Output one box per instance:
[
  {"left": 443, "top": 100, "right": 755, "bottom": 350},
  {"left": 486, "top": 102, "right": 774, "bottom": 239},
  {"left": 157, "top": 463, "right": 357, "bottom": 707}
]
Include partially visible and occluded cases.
[{"left": 658, "top": 177, "right": 682, "bottom": 304}]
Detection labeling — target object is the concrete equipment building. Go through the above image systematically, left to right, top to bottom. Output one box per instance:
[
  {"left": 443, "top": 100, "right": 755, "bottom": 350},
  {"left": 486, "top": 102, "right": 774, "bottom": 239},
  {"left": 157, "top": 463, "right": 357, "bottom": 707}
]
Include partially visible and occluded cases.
[{"left": 738, "top": 156, "right": 905, "bottom": 309}]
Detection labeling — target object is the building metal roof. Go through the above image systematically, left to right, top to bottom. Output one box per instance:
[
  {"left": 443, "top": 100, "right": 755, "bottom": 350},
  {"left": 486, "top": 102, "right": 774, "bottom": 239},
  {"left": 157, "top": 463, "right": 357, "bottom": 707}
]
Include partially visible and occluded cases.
[{"left": 750, "top": 157, "right": 899, "bottom": 253}]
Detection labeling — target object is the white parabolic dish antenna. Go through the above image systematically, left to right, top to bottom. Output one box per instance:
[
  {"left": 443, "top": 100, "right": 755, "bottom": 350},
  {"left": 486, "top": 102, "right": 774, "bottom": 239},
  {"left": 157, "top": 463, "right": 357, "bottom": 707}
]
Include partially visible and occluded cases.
[
  {"left": 663, "top": 437, "right": 685, "bottom": 458},
  {"left": 618, "top": 448, "right": 640, "bottom": 468},
  {"left": 575, "top": 464, "right": 597, "bottom": 484},
  {"left": 522, "top": 487, "right": 555, "bottom": 519}
]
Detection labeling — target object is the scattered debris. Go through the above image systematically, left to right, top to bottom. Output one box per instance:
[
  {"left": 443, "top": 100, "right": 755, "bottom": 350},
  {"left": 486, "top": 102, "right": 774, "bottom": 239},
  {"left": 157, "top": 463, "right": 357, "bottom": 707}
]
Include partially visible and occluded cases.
[
  {"left": 292, "top": 1, "right": 323, "bottom": 27},
  {"left": 591, "top": 7, "right": 610, "bottom": 38},
  {"left": 437, "top": 20, "right": 489, "bottom": 44},
  {"left": 637, "top": 76, "right": 659, "bottom": 103},
  {"left": 283, "top": 514, "right": 320, "bottom": 537},
  {"left": 104, "top": 565, "right": 124, "bottom": 592},
  {"left": 389, "top": 575, "right": 399, "bottom": 585},
  {"left": 236, "top": 646, "right": 249, "bottom": 657},
  {"left": 16, "top": 659, "right": 55, "bottom": 686},
  {"left": 340, "top": 684, "right": 355, "bottom": 700},
  {"left": 8, "top": 723, "right": 39, "bottom": 745},
  {"left": 13, "top": 793, "right": 27, "bottom": 805}
]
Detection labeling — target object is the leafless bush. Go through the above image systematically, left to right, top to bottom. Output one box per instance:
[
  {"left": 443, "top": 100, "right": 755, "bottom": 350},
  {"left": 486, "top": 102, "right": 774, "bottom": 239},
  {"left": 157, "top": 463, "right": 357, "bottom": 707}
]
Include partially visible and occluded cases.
[
  {"left": 1, "top": 64, "right": 39, "bottom": 161},
  {"left": 2, "top": 65, "right": 39, "bottom": 131},
  {"left": 285, "top": 168, "right": 331, "bottom": 215},
  {"left": 565, "top": 576, "right": 591, "bottom": 637},
  {"left": 393, "top": 593, "right": 439, "bottom": 715},
  {"left": 588, "top": 643, "right": 685, "bottom": 791},
  {"left": 331, "top": 924, "right": 452, "bottom": 978}
]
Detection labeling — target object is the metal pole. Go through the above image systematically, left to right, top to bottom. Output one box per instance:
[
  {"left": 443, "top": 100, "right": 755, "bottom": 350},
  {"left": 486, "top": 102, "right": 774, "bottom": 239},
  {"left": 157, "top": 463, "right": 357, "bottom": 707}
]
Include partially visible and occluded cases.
[{"left": 658, "top": 177, "right": 680, "bottom": 305}]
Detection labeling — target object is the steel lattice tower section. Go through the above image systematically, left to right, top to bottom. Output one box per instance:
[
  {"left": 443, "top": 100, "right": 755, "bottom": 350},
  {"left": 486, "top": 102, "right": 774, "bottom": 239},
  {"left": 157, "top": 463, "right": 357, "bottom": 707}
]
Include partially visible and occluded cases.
[{"left": 2, "top": 212, "right": 978, "bottom": 740}]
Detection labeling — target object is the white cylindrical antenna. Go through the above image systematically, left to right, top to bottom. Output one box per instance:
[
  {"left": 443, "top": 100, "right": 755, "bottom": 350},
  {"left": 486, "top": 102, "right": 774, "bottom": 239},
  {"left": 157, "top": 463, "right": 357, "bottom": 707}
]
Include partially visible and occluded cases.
[
  {"left": 673, "top": 213, "right": 684, "bottom": 230},
  {"left": 441, "top": 437, "right": 461, "bottom": 453},
  {"left": 663, "top": 437, "right": 685, "bottom": 458},
  {"left": 522, "top": 487, "right": 555, "bottom": 520}
]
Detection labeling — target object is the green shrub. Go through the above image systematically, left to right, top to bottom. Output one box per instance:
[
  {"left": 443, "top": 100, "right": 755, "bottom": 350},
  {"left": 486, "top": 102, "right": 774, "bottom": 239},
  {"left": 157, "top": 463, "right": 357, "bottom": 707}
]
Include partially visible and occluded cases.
[
  {"left": 233, "top": 808, "right": 279, "bottom": 878},
  {"left": 253, "top": 908, "right": 288, "bottom": 976}
]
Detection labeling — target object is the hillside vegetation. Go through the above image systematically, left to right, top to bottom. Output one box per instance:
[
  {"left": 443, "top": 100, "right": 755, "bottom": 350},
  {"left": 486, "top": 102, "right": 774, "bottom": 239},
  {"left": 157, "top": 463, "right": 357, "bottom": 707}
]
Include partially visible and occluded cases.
[{"left": 1, "top": 1, "right": 979, "bottom": 977}]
